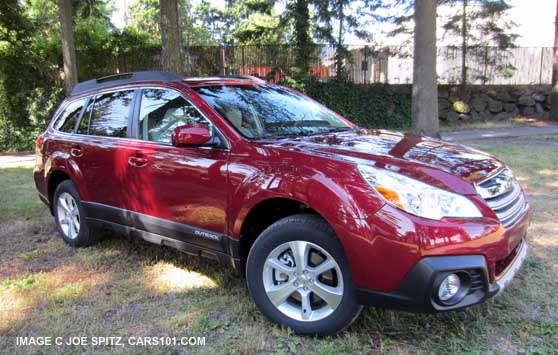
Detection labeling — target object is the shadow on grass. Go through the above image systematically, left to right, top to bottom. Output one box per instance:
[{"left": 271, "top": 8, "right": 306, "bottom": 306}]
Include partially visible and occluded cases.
[{"left": 2, "top": 223, "right": 557, "bottom": 355}]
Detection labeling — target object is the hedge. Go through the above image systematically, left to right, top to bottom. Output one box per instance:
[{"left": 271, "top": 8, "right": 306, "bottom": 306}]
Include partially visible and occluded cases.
[{"left": 305, "top": 81, "right": 412, "bottom": 130}]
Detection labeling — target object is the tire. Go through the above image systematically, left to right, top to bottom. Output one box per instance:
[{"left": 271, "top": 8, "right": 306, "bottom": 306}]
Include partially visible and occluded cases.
[
  {"left": 53, "top": 180, "right": 99, "bottom": 247},
  {"left": 246, "top": 214, "right": 362, "bottom": 336}
]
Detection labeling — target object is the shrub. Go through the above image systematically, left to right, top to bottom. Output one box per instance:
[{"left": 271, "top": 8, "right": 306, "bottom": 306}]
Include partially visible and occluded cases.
[{"left": 304, "top": 80, "right": 412, "bottom": 130}]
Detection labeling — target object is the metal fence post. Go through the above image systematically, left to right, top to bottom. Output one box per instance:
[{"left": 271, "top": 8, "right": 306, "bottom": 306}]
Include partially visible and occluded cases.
[{"left": 539, "top": 47, "right": 544, "bottom": 85}]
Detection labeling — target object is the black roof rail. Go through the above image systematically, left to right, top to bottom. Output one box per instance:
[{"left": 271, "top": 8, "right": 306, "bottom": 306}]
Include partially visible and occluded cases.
[{"left": 71, "top": 71, "right": 182, "bottom": 96}]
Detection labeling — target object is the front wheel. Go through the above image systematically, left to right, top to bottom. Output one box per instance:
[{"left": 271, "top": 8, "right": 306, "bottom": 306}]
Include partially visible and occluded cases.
[{"left": 246, "top": 214, "right": 362, "bottom": 336}]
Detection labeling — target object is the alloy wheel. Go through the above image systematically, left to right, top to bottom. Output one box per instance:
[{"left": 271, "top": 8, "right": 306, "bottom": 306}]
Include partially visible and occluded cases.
[
  {"left": 57, "top": 192, "right": 80, "bottom": 240},
  {"left": 262, "top": 240, "right": 344, "bottom": 322}
]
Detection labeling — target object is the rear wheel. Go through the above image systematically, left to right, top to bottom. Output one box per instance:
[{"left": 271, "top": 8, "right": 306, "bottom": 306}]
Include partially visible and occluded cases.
[
  {"left": 53, "top": 180, "right": 98, "bottom": 247},
  {"left": 246, "top": 214, "right": 362, "bottom": 335}
]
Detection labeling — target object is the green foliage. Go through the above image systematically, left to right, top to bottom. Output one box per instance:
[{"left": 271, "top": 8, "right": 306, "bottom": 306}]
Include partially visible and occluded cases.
[
  {"left": 0, "top": 0, "right": 163, "bottom": 151},
  {"left": 0, "top": 0, "right": 61, "bottom": 151},
  {"left": 129, "top": 0, "right": 215, "bottom": 45},
  {"left": 196, "top": 0, "right": 285, "bottom": 45},
  {"left": 281, "top": 0, "right": 313, "bottom": 70},
  {"left": 312, "top": 0, "right": 383, "bottom": 80},
  {"left": 442, "top": 0, "right": 518, "bottom": 83},
  {"left": 75, "top": 24, "right": 161, "bottom": 79},
  {"left": 276, "top": 66, "right": 312, "bottom": 92},
  {"left": 304, "top": 80, "right": 412, "bottom": 129}
]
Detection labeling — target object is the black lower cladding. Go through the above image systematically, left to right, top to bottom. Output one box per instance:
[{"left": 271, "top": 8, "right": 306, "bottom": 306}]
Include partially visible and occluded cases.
[
  {"left": 38, "top": 192, "right": 50, "bottom": 207},
  {"left": 81, "top": 201, "right": 240, "bottom": 268},
  {"left": 356, "top": 255, "right": 496, "bottom": 313}
]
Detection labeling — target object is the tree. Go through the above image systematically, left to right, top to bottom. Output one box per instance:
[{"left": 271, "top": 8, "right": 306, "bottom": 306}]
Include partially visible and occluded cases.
[
  {"left": 0, "top": 0, "right": 63, "bottom": 150},
  {"left": 57, "top": 0, "right": 78, "bottom": 95},
  {"left": 129, "top": 0, "right": 214, "bottom": 45},
  {"left": 130, "top": 0, "right": 160, "bottom": 39},
  {"left": 160, "top": 0, "right": 185, "bottom": 75},
  {"left": 195, "top": 0, "right": 283, "bottom": 45},
  {"left": 291, "top": 0, "right": 312, "bottom": 70},
  {"left": 313, "top": 0, "right": 382, "bottom": 80},
  {"left": 388, "top": 0, "right": 517, "bottom": 88},
  {"left": 412, "top": 0, "right": 439, "bottom": 137},
  {"left": 441, "top": 0, "right": 518, "bottom": 90},
  {"left": 550, "top": 0, "right": 558, "bottom": 121}
]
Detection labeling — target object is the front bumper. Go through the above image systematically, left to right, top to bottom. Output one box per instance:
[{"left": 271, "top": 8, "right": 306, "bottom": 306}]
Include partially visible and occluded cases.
[{"left": 356, "top": 239, "right": 528, "bottom": 312}]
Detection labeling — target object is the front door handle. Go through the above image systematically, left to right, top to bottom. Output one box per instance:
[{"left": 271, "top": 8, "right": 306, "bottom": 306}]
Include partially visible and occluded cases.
[
  {"left": 70, "top": 145, "right": 83, "bottom": 157},
  {"left": 128, "top": 154, "right": 148, "bottom": 167}
]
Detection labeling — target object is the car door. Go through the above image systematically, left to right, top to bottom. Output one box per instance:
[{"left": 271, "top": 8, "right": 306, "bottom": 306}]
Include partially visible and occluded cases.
[
  {"left": 124, "top": 87, "right": 230, "bottom": 251},
  {"left": 72, "top": 89, "right": 138, "bottom": 211}
]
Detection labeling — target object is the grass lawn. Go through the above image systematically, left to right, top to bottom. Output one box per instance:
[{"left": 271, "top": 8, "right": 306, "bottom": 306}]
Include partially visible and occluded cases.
[
  {"left": 439, "top": 116, "right": 543, "bottom": 132},
  {"left": 0, "top": 142, "right": 556, "bottom": 355}
]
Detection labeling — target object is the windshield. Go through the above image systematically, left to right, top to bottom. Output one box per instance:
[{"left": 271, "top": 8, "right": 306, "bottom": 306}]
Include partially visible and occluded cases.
[{"left": 194, "top": 84, "right": 353, "bottom": 139}]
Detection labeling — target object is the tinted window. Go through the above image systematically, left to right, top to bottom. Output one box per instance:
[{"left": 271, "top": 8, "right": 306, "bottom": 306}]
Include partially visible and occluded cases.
[
  {"left": 195, "top": 85, "right": 351, "bottom": 139},
  {"left": 138, "top": 89, "right": 211, "bottom": 143},
  {"left": 88, "top": 90, "right": 134, "bottom": 137},
  {"left": 77, "top": 98, "right": 94, "bottom": 135},
  {"left": 53, "top": 99, "right": 86, "bottom": 133}
]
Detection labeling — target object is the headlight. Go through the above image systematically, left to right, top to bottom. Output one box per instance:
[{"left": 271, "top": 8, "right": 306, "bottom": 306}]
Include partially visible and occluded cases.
[{"left": 358, "top": 165, "right": 482, "bottom": 220}]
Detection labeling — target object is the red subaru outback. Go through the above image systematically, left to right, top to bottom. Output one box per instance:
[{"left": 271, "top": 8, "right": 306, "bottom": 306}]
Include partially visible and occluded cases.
[{"left": 34, "top": 71, "right": 529, "bottom": 335}]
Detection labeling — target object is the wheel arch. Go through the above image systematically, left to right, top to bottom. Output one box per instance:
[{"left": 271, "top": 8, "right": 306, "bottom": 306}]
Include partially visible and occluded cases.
[
  {"left": 47, "top": 170, "right": 72, "bottom": 204},
  {"left": 236, "top": 197, "right": 321, "bottom": 275}
]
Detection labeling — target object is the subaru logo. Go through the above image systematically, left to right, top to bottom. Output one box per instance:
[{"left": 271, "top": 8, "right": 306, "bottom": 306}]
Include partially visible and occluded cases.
[{"left": 476, "top": 168, "right": 515, "bottom": 199}]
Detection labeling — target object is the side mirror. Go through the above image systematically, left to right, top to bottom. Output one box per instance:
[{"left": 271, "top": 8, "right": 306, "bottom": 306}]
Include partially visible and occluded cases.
[{"left": 171, "top": 124, "right": 212, "bottom": 146}]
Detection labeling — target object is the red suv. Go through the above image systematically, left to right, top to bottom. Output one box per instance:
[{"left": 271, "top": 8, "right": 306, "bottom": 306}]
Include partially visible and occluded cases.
[{"left": 34, "top": 71, "right": 529, "bottom": 335}]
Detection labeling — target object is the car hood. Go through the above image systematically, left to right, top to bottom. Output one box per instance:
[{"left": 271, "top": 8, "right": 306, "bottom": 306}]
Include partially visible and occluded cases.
[{"left": 261, "top": 129, "right": 504, "bottom": 193}]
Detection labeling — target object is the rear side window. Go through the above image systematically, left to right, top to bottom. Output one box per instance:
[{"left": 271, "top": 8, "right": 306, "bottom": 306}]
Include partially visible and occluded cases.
[
  {"left": 87, "top": 90, "right": 134, "bottom": 138},
  {"left": 77, "top": 98, "right": 94, "bottom": 135},
  {"left": 53, "top": 99, "right": 86, "bottom": 133}
]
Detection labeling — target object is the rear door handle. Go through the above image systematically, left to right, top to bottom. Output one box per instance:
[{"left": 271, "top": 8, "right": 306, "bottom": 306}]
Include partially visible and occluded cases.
[
  {"left": 70, "top": 145, "right": 82, "bottom": 157},
  {"left": 128, "top": 154, "right": 148, "bottom": 167}
]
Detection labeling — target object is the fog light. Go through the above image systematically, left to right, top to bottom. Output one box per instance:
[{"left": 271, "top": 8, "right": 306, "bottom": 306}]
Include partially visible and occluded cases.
[{"left": 438, "top": 273, "right": 461, "bottom": 301}]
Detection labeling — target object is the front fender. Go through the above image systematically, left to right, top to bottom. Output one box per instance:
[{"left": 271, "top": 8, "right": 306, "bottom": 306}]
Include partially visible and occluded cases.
[{"left": 227, "top": 151, "right": 384, "bottom": 241}]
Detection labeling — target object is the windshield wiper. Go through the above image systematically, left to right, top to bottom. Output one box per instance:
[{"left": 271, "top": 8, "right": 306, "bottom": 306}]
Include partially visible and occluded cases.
[
  {"left": 304, "top": 126, "right": 357, "bottom": 136},
  {"left": 255, "top": 127, "right": 357, "bottom": 140},
  {"left": 254, "top": 132, "right": 304, "bottom": 140}
]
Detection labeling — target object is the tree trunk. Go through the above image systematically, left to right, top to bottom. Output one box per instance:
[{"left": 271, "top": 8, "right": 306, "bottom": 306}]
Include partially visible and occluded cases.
[
  {"left": 57, "top": 0, "right": 77, "bottom": 96},
  {"left": 160, "top": 0, "right": 185, "bottom": 75},
  {"left": 294, "top": 0, "right": 311, "bottom": 71},
  {"left": 412, "top": 0, "right": 439, "bottom": 137},
  {"left": 461, "top": 0, "right": 467, "bottom": 95},
  {"left": 550, "top": 0, "right": 558, "bottom": 121},
  {"left": 335, "top": 6, "right": 344, "bottom": 80}
]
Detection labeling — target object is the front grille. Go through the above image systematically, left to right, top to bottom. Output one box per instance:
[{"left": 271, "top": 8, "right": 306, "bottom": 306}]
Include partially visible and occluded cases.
[{"left": 477, "top": 169, "right": 527, "bottom": 228}]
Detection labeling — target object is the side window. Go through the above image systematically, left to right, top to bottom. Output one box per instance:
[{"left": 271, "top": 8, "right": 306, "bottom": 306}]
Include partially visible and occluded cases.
[
  {"left": 138, "top": 89, "right": 212, "bottom": 144},
  {"left": 88, "top": 90, "right": 134, "bottom": 138},
  {"left": 77, "top": 97, "right": 94, "bottom": 135},
  {"left": 53, "top": 99, "right": 86, "bottom": 133}
]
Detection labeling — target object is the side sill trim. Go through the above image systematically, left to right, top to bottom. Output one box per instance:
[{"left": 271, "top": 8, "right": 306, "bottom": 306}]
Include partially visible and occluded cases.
[
  {"left": 38, "top": 192, "right": 49, "bottom": 206},
  {"left": 81, "top": 201, "right": 241, "bottom": 269},
  {"left": 87, "top": 218, "right": 241, "bottom": 269}
]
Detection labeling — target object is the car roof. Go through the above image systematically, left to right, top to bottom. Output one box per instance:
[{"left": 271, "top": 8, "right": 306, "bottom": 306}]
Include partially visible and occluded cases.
[{"left": 70, "top": 71, "right": 266, "bottom": 98}]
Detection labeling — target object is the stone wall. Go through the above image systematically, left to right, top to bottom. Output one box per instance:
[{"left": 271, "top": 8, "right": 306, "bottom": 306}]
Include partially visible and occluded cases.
[{"left": 438, "top": 85, "right": 551, "bottom": 122}]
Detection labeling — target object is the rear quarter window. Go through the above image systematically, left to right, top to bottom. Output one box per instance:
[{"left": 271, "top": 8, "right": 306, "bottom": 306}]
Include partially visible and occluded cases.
[{"left": 53, "top": 99, "right": 86, "bottom": 133}]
